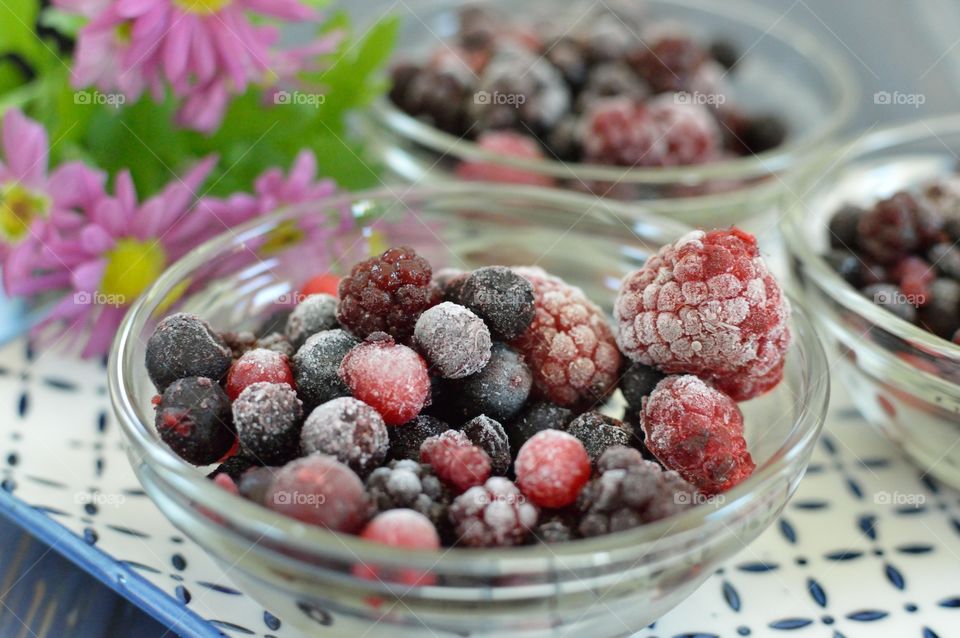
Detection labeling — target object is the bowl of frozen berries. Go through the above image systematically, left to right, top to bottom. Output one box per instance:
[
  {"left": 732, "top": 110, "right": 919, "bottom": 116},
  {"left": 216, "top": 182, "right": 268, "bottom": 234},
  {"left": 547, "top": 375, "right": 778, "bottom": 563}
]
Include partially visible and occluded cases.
[
  {"left": 361, "top": 0, "right": 856, "bottom": 225},
  {"left": 783, "top": 115, "right": 960, "bottom": 490},
  {"left": 110, "top": 184, "right": 828, "bottom": 637}
]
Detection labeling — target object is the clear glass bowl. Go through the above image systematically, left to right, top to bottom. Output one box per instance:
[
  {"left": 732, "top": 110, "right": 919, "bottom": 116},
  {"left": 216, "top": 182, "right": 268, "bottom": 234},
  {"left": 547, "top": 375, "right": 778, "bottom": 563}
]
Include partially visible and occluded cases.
[
  {"left": 359, "top": 0, "right": 857, "bottom": 227},
  {"left": 782, "top": 115, "right": 960, "bottom": 490},
  {"left": 110, "top": 184, "right": 829, "bottom": 637}
]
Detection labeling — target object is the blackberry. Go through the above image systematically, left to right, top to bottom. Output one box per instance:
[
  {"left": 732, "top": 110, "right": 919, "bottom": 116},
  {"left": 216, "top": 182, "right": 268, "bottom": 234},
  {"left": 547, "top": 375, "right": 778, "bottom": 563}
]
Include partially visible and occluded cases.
[
  {"left": 631, "top": 35, "right": 707, "bottom": 94},
  {"left": 709, "top": 40, "right": 740, "bottom": 70},
  {"left": 575, "top": 62, "right": 648, "bottom": 113},
  {"left": 389, "top": 65, "right": 471, "bottom": 136},
  {"left": 736, "top": 114, "right": 788, "bottom": 155},
  {"left": 858, "top": 192, "right": 943, "bottom": 263},
  {"left": 828, "top": 205, "right": 866, "bottom": 250},
  {"left": 929, "top": 242, "right": 960, "bottom": 279},
  {"left": 337, "top": 246, "right": 439, "bottom": 341},
  {"left": 825, "top": 250, "right": 865, "bottom": 288},
  {"left": 458, "top": 267, "right": 536, "bottom": 341},
  {"left": 919, "top": 279, "right": 960, "bottom": 339},
  {"left": 863, "top": 284, "right": 917, "bottom": 322},
  {"left": 285, "top": 294, "right": 339, "bottom": 349},
  {"left": 414, "top": 302, "right": 492, "bottom": 378},
  {"left": 145, "top": 313, "right": 232, "bottom": 392},
  {"left": 292, "top": 329, "right": 358, "bottom": 411},
  {"left": 221, "top": 331, "right": 257, "bottom": 359},
  {"left": 255, "top": 332, "right": 295, "bottom": 358},
  {"left": 442, "top": 343, "right": 533, "bottom": 422},
  {"left": 618, "top": 362, "right": 665, "bottom": 415},
  {"left": 155, "top": 377, "right": 234, "bottom": 465},
  {"left": 233, "top": 382, "right": 303, "bottom": 466},
  {"left": 300, "top": 397, "right": 389, "bottom": 477},
  {"left": 509, "top": 401, "right": 573, "bottom": 452},
  {"left": 565, "top": 411, "right": 634, "bottom": 463},
  {"left": 389, "top": 414, "right": 449, "bottom": 462},
  {"left": 462, "top": 415, "right": 511, "bottom": 475},
  {"left": 577, "top": 446, "right": 697, "bottom": 537},
  {"left": 208, "top": 454, "right": 258, "bottom": 482},
  {"left": 365, "top": 460, "right": 451, "bottom": 533},
  {"left": 449, "top": 477, "right": 539, "bottom": 547},
  {"left": 533, "top": 513, "right": 578, "bottom": 544}
]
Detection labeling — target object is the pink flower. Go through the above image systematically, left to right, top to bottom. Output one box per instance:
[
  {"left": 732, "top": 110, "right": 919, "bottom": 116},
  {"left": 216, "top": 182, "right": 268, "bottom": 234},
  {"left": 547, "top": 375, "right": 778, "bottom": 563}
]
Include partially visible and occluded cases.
[{"left": 0, "top": 109, "right": 106, "bottom": 261}]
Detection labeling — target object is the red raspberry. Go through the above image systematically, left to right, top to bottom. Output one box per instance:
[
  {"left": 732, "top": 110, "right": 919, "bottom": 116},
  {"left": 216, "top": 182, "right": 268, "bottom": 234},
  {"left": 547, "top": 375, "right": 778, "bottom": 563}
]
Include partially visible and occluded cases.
[
  {"left": 582, "top": 96, "right": 720, "bottom": 167},
  {"left": 455, "top": 131, "right": 555, "bottom": 187},
  {"left": 857, "top": 192, "right": 944, "bottom": 264},
  {"left": 614, "top": 228, "right": 790, "bottom": 401},
  {"left": 336, "top": 246, "right": 440, "bottom": 341},
  {"left": 890, "top": 256, "right": 934, "bottom": 305},
  {"left": 512, "top": 266, "right": 622, "bottom": 409},
  {"left": 301, "top": 273, "right": 341, "bottom": 298},
  {"left": 339, "top": 333, "right": 431, "bottom": 425},
  {"left": 225, "top": 348, "right": 295, "bottom": 400},
  {"left": 641, "top": 375, "right": 754, "bottom": 495},
  {"left": 420, "top": 430, "right": 491, "bottom": 493},
  {"left": 515, "top": 430, "right": 591, "bottom": 508},
  {"left": 266, "top": 455, "right": 369, "bottom": 532},
  {"left": 449, "top": 477, "right": 539, "bottom": 547},
  {"left": 357, "top": 509, "right": 440, "bottom": 586}
]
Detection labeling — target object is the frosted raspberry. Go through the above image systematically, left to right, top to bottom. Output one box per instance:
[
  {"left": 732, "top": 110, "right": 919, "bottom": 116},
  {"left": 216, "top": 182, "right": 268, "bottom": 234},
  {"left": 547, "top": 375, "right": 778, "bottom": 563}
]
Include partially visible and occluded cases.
[
  {"left": 647, "top": 96, "right": 722, "bottom": 166},
  {"left": 455, "top": 131, "right": 555, "bottom": 187},
  {"left": 858, "top": 192, "right": 943, "bottom": 264},
  {"left": 614, "top": 228, "right": 791, "bottom": 401},
  {"left": 336, "top": 246, "right": 440, "bottom": 341},
  {"left": 512, "top": 266, "right": 622, "bottom": 409},
  {"left": 414, "top": 302, "right": 492, "bottom": 378},
  {"left": 339, "top": 333, "right": 431, "bottom": 425},
  {"left": 225, "top": 348, "right": 295, "bottom": 401},
  {"left": 641, "top": 375, "right": 754, "bottom": 495},
  {"left": 420, "top": 430, "right": 491, "bottom": 493},
  {"left": 515, "top": 430, "right": 591, "bottom": 508},
  {"left": 266, "top": 455, "right": 369, "bottom": 532},
  {"left": 449, "top": 477, "right": 539, "bottom": 547},
  {"left": 357, "top": 510, "right": 440, "bottom": 585}
]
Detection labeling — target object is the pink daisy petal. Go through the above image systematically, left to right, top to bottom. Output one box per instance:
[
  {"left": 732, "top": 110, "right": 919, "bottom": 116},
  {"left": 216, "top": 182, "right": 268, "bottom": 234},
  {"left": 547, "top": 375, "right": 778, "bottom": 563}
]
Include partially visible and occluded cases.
[
  {"left": 3, "top": 110, "right": 49, "bottom": 185},
  {"left": 80, "top": 224, "right": 116, "bottom": 254},
  {"left": 70, "top": 259, "right": 106, "bottom": 293}
]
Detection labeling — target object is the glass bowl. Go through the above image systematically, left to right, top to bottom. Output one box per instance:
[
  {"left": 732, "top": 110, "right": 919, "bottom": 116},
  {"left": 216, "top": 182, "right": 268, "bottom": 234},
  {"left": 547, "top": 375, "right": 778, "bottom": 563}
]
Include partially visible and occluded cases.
[
  {"left": 358, "top": 0, "right": 857, "bottom": 227},
  {"left": 782, "top": 115, "right": 960, "bottom": 490},
  {"left": 110, "top": 184, "right": 828, "bottom": 637}
]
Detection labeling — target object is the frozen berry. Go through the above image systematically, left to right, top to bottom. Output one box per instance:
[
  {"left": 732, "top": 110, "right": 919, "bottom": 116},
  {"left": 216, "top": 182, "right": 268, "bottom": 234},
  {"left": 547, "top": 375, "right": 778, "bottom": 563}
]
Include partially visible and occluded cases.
[
  {"left": 631, "top": 34, "right": 707, "bottom": 93},
  {"left": 545, "top": 38, "right": 588, "bottom": 90},
  {"left": 709, "top": 40, "right": 740, "bottom": 70},
  {"left": 575, "top": 62, "right": 648, "bottom": 112},
  {"left": 390, "top": 64, "right": 470, "bottom": 135},
  {"left": 647, "top": 96, "right": 722, "bottom": 166},
  {"left": 736, "top": 114, "right": 788, "bottom": 155},
  {"left": 544, "top": 115, "right": 582, "bottom": 162},
  {"left": 455, "top": 131, "right": 556, "bottom": 187},
  {"left": 858, "top": 192, "right": 943, "bottom": 263},
  {"left": 828, "top": 205, "right": 866, "bottom": 250},
  {"left": 615, "top": 228, "right": 791, "bottom": 401},
  {"left": 929, "top": 242, "right": 960, "bottom": 280},
  {"left": 337, "top": 246, "right": 439, "bottom": 341},
  {"left": 825, "top": 250, "right": 865, "bottom": 288},
  {"left": 891, "top": 256, "right": 935, "bottom": 302},
  {"left": 458, "top": 266, "right": 536, "bottom": 340},
  {"left": 513, "top": 266, "right": 622, "bottom": 408},
  {"left": 433, "top": 268, "right": 468, "bottom": 300},
  {"left": 301, "top": 273, "right": 341, "bottom": 298},
  {"left": 919, "top": 279, "right": 960, "bottom": 339},
  {"left": 862, "top": 283, "right": 917, "bottom": 322},
  {"left": 285, "top": 293, "right": 338, "bottom": 349},
  {"left": 414, "top": 302, "right": 492, "bottom": 378},
  {"left": 257, "top": 309, "right": 291, "bottom": 337},
  {"left": 146, "top": 313, "right": 232, "bottom": 391},
  {"left": 293, "top": 329, "right": 358, "bottom": 411},
  {"left": 221, "top": 331, "right": 257, "bottom": 359},
  {"left": 255, "top": 332, "right": 295, "bottom": 357},
  {"left": 339, "top": 333, "right": 431, "bottom": 425},
  {"left": 442, "top": 343, "right": 533, "bottom": 422},
  {"left": 225, "top": 348, "right": 295, "bottom": 400},
  {"left": 618, "top": 362, "right": 665, "bottom": 415},
  {"left": 641, "top": 375, "right": 754, "bottom": 495},
  {"left": 155, "top": 377, "right": 234, "bottom": 465},
  {"left": 233, "top": 382, "right": 303, "bottom": 466},
  {"left": 300, "top": 397, "right": 389, "bottom": 477},
  {"left": 509, "top": 401, "right": 573, "bottom": 451},
  {"left": 565, "top": 411, "right": 634, "bottom": 463},
  {"left": 388, "top": 415, "right": 449, "bottom": 461},
  {"left": 462, "top": 415, "right": 511, "bottom": 475},
  {"left": 420, "top": 430, "right": 491, "bottom": 493},
  {"left": 515, "top": 430, "right": 591, "bottom": 508},
  {"left": 578, "top": 445, "right": 697, "bottom": 536},
  {"left": 208, "top": 454, "right": 258, "bottom": 482},
  {"left": 266, "top": 455, "right": 368, "bottom": 532},
  {"left": 366, "top": 460, "right": 451, "bottom": 532},
  {"left": 237, "top": 466, "right": 276, "bottom": 504},
  {"left": 213, "top": 473, "right": 239, "bottom": 494},
  {"left": 449, "top": 477, "right": 538, "bottom": 547},
  {"left": 357, "top": 510, "right": 440, "bottom": 584},
  {"left": 534, "top": 514, "right": 577, "bottom": 543}
]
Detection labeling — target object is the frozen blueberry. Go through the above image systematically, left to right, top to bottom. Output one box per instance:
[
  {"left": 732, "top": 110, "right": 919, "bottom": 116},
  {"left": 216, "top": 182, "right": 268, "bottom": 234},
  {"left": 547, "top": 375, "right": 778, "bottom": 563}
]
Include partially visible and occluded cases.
[
  {"left": 828, "top": 205, "right": 866, "bottom": 250},
  {"left": 929, "top": 242, "right": 960, "bottom": 280},
  {"left": 458, "top": 267, "right": 536, "bottom": 340},
  {"left": 919, "top": 279, "right": 960, "bottom": 339},
  {"left": 285, "top": 294, "right": 339, "bottom": 349},
  {"left": 414, "top": 302, "right": 492, "bottom": 379},
  {"left": 257, "top": 308, "right": 292, "bottom": 337},
  {"left": 146, "top": 313, "right": 232, "bottom": 391},
  {"left": 292, "top": 329, "right": 358, "bottom": 411},
  {"left": 442, "top": 343, "right": 532, "bottom": 422},
  {"left": 618, "top": 362, "right": 664, "bottom": 415},
  {"left": 155, "top": 376, "right": 234, "bottom": 465},
  {"left": 233, "top": 382, "right": 303, "bottom": 466},
  {"left": 301, "top": 397, "right": 389, "bottom": 477},
  {"left": 509, "top": 401, "right": 572, "bottom": 452},
  {"left": 565, "top": 411, "right": 634, "bottom": 463},
  {"left": 388, "top": 415, "right": 449, "bottom": 461},
  {"left": 462, "top": 415, "right": 511, "bottom": 475},
  {"left": 237, "top": 466, "right": 277, "bottom": 505}
]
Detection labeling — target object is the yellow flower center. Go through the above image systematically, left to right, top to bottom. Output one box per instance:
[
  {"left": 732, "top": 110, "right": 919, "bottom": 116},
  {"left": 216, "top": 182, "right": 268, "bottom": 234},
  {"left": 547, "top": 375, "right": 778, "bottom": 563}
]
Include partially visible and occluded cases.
[
  {"left": 174, "top": 0, "right": 232, "bottom": 15},
  {"left": 115, "top": 22, "right": 133, "bottom": 44},
  {"left": 0, "top": 182, "right": 49, "bottom": 243},
  {"left": 261, "top": 220, "right": 306, "bottom": 255},
  {"left": 100, "top": 239, "right": 166, "bottom": 305}
]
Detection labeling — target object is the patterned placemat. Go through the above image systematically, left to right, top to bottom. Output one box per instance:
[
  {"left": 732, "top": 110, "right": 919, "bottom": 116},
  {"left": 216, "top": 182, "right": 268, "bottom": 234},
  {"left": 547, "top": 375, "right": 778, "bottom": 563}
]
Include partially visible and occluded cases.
[{"left": 0, "top": 334, "right": 958, "bottom": 638}]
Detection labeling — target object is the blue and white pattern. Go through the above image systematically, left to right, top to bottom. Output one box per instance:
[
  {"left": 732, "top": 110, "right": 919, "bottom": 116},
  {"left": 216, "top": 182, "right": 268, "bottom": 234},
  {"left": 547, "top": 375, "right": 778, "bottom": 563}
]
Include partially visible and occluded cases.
[{"left": 0, "top": 335, "right": 958, "bottom": 638}]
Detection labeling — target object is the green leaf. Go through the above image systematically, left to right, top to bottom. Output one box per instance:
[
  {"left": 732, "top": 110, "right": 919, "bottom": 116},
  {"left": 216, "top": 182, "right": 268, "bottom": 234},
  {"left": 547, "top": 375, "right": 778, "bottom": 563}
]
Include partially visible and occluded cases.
[{"left": 0, "top": 0, "right": 42, "bottom": 66}]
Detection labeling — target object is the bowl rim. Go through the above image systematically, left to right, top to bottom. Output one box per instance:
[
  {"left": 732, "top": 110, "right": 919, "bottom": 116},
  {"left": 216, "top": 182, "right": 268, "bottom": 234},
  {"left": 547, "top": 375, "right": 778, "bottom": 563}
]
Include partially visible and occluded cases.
[
  {"left": 368, "top": 0, "right": 859, "bottom": 185},
  {"left": 782, "top": 113, "right": 960, "bottom": 366},
  {"left": 110, "top": 183, "right": 829, "bottom": 572}
]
